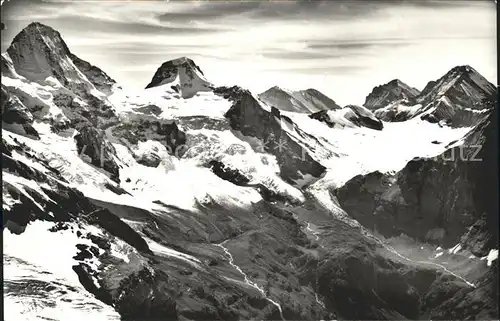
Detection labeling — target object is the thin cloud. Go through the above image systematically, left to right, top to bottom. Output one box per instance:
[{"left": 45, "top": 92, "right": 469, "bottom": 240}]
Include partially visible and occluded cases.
[{"left": 306, "top": 40, "right": 413, "bottom": 50}]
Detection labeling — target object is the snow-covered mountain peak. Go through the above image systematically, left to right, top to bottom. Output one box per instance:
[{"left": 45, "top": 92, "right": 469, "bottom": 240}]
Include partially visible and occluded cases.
[
  {"left": 11, "top": 22, "right": 66, "bottom": 48},
  {"left": 145, "top": 56, "right": 213, "bottom": 98},
  {"left": 364, "top": 78, "right": 420, "bottom": 110}
]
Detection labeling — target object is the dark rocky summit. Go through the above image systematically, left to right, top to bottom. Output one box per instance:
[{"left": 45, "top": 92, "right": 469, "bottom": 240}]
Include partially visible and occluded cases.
[
  {"left": 145, "top": 57, "right": 205, "bottom": 89},
  {"left": 364, "top": 79, "right": 420, "bottom": 110},
  {"left": 1, "top": 85, "right": 40, "bottom": 138},
  {"left": 74, "top": 125, "right": 120, "bottom": 183}
]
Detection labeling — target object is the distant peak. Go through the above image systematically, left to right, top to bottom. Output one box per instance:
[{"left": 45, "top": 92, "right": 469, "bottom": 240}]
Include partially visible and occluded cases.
[
  {"left": 14, "top": 21, "right": 64, "bottom": 43},
  {"left": 418, "top": 64, "right": 496, "bottom": 105},
  {"left": 442, "top": 65, "right": 483, "bottom": 81},
  {"left": 263, "top": 85, "right": 283, "bottom": 92}
]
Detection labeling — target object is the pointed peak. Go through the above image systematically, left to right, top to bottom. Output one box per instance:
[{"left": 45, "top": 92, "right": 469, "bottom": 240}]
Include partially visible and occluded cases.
[
  {"left": 13, "top": 22, "right": 66, "bottom": 45},
  {"left": 440, "top": 65, "right": 485, "bottom": 82},
  {"left": 267, "top": 85, "right": 284, "bottom": 91},
  {"left": 302, "top": 88, "right": 322, "bottom": 94}
]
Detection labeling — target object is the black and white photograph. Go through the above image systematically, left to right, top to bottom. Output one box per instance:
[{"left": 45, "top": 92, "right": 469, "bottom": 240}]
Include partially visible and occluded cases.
[{"left": 1, "top": 0, "right": 498, "bottom": 320}]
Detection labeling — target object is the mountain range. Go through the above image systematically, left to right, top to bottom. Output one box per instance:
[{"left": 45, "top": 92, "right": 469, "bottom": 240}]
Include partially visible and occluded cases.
[{"left": 2, "top": 22, "right": 498, "bottom": 321}]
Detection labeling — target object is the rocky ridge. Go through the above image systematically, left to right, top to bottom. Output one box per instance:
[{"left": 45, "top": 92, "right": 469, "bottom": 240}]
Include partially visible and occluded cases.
[
  {"left": 364, "top": 79, "right": 420, "bottom": 110},
  {"left": 259, "top": 86, "right": 341, "bottom": 113}
]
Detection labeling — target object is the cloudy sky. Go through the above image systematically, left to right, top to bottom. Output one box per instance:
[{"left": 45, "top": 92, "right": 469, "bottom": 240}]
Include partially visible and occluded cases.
[{"left": 1, "top": 0, "right": 497, "bottom": 105}]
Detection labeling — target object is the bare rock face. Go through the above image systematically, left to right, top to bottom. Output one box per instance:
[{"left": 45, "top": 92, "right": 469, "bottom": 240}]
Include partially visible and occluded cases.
[
  {"left": 5, "top": 22, "right": 114, "bottom": 97},
  {"left": 6, "top": 22, "right": 74, "bottom": 85},
  {"left": 69, "top": 52, "right": 118, "bottom": 95},
  {"left": 418, "top": 66, "right": 497, "bottom": 109},
  {"left": 364, "top": 79, "right": 420, "bottom": 110},
  {"left": 1, "top": 85, "right": 39, "bottom": 138},
  {"left": 216, "top": 86, "right": 326, "bottom": 185},
  {"left": 310, "top": 105, "right": 384, "bottom": 131},
  {"left": 336, "top": 109, "right": 497, "bottom": 254},
  {"left": 158, "top": 121, "right": 187, "bottom": 155},
  {"left": 74, "top": 125, "right": 120, "bottom": 183},
  {"left": 112, "top": 268, "right": 178, "bottom": 320}
]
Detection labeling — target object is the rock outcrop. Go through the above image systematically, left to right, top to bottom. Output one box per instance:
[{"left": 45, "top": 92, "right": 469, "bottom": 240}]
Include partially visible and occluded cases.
[
  {"left": 145, "top": 57, "right": 213, "bottom": 98},
  {"left": 364, "top": 79, "right": 420, "bottom": 110},
  {"left": 1, "top": 85, "right": 39, "bottom": 138},
  {"left": 216, "top": 86, "right": 326, "bottom": 185},
  {"left": 336, "top": 108, "right": 497, "bottom": 254},
  {"left": 74, "top": 125, "right": 120, "bottom": 183}
]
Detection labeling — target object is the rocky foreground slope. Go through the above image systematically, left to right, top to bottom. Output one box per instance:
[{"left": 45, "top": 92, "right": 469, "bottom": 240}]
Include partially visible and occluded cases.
[{"left": 2, "top": 22, "right": 498, "bottom": 321}]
